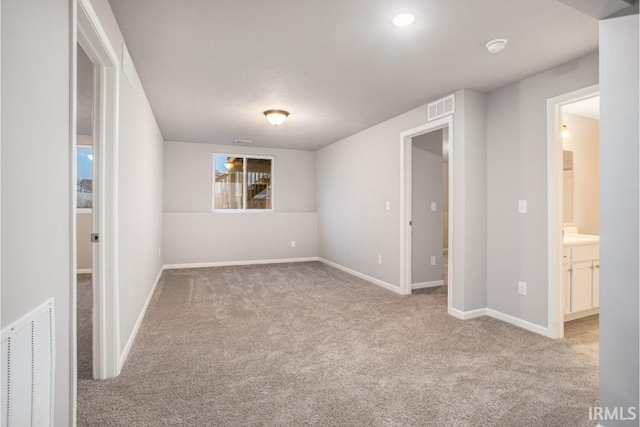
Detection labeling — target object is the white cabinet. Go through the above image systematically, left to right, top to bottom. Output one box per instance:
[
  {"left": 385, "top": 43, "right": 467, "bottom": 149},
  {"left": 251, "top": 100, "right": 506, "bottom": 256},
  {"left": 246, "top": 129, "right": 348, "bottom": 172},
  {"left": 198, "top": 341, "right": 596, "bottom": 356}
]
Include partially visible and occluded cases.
[{"left": 563, "top": 243, "right": 600, "bottom": 321}]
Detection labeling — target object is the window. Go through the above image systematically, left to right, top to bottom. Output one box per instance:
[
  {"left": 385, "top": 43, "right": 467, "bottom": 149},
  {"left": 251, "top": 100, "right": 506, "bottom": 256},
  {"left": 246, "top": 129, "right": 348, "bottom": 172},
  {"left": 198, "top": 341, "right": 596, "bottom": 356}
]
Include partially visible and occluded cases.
[
  {"left": 77, "top": 146, "right": 93, "bottom": 210},
  {"left": 214, "top": 154, "right": 273, "bottom": 211}
]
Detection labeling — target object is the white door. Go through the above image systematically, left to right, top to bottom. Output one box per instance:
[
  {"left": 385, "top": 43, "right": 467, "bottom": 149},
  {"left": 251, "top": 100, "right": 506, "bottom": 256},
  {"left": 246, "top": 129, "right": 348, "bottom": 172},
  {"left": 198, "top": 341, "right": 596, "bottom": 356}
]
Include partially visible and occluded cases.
[{"left": 563, "top": 263, "right": 572, "bottom": 314}]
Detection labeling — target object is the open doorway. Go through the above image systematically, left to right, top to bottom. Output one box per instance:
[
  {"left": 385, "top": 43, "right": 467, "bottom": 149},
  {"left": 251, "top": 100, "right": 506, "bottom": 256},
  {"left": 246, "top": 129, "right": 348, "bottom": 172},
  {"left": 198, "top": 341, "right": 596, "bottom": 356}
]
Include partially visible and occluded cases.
[
  {"left": 76, "top": 43, "right": 95, "bottom": 380},
  {"left": 546, "top": 84, "right": 599, "bottom": 341},
  {"left": 560, "top": 95, "right": 600, "bottom": 350},
  {"left": 400, "top": 116, "right": 454, "bottom": 309},
  {"left": 410, "top": 128, "right": 449, "bottom": 291}
]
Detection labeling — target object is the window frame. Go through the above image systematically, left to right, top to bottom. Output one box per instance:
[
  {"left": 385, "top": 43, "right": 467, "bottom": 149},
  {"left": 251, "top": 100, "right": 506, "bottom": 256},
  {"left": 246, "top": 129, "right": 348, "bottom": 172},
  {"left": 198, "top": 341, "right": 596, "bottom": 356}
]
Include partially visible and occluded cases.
[
  {"left": 77, "top": 144, "right": 94, "bottom": 213},
  {"left": 212, "top": 153, "right": 275, "bottom": 213}
]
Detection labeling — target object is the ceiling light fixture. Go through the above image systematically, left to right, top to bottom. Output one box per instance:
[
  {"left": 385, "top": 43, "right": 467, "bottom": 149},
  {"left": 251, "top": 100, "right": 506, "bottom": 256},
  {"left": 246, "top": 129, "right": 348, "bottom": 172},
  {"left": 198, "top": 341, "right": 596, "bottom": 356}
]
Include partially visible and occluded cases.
[
  {"left": 392, "top": 13, "right": 416, "bottom": 27},
  {"left": 485, "top": 38, "right": 508, "bottom": 54},
  {"left": 263, "top": 109, "right": 290, "bottom": 126},
  {"left": 562, "top": 124, "right": 570, "bottom": 139}
]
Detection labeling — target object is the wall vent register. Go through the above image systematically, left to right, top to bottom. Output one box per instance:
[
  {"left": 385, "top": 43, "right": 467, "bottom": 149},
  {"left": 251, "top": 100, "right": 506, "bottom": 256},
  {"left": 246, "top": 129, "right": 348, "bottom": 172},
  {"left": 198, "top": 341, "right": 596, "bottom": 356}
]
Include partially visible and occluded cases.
[{"left": 427, "top": 94, "right": 455, "bottom": 122}]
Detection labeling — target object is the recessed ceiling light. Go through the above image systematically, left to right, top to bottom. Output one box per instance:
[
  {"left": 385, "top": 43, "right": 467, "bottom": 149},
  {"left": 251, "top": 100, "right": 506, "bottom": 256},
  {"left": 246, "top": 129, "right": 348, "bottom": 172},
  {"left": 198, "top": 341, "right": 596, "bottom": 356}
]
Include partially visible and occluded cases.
[
  {"left": 392, "top": 13, "right": 416, "bottom": 27},
  {"left": 485, "top": 38, "right": 508, "bottom": 54},
  {"left": 263, "top": 109, "right": 290, "bottom": 126}
]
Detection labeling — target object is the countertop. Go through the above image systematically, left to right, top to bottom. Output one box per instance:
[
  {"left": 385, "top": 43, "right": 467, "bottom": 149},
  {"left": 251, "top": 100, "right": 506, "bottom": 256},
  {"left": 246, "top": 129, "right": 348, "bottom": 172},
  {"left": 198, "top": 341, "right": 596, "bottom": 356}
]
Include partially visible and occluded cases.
[{"left": 563, "top": 234, "right": 600, "bottom": 246}]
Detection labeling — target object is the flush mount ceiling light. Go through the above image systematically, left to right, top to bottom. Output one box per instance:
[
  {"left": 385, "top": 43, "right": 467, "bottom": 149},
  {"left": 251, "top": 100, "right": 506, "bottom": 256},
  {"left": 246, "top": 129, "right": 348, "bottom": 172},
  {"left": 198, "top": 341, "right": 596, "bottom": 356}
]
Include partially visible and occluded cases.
[
  {"left": 392, "top": 13, "right": 416, "bottom": 27},
  {"left": 485, "top": 38, "right": 508, "bottom": 54},
  {"left": 263, "top": 109, "right": 290, "bottom": 127},
  {"left": 562, "top": 124, "right": 570, "bottom": 139}
]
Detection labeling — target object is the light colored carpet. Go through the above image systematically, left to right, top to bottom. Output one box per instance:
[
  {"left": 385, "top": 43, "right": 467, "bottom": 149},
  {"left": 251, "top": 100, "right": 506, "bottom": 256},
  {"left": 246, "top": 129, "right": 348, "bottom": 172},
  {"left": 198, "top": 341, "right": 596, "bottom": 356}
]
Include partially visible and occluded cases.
[
  {"left": 78, "top": 262, "right": 598, "bottom": 426},
  {"left": 77, "top": 273, "right": 93, "bottom": 380}
]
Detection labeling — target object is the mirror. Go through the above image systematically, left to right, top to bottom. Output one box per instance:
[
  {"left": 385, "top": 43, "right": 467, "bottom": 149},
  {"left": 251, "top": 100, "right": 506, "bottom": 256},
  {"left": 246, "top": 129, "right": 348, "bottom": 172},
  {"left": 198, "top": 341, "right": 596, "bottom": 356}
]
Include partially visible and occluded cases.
[{"left": 563, "top": 150, "right": 574, "bottom": 224}]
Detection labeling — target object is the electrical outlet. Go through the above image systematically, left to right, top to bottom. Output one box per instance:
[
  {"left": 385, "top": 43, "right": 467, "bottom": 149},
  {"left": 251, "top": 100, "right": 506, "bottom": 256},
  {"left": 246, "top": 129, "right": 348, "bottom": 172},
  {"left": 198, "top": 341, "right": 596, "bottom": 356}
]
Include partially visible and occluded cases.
[
  {"left": 518, "top": 200, "right": 527, "bottom": 214},
  {"left": 385, "top": 201, "right": 391, "bottom": 211},
  {"left": 431, "top": 201, "right": 437, "bottom": 212},
  {"left": 291, "top": 240, "right": 296, "bottom": 248},
  {"left": 377, "top": 254, "right": 383, "bottom": 265},
  {"left": 430, "top": 256, "right": 436, "bottom": 266},
  {"left": 518, "top": 281, "right": 527, "bottom": 296}
]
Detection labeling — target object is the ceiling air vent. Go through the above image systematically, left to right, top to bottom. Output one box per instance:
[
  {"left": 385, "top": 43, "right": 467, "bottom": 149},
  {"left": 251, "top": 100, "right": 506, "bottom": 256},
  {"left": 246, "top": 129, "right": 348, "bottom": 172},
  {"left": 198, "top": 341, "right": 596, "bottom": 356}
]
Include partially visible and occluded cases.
[
  {"left": 427, "top": 94, "right": 455, "bottom": 122},
  {"left": 234, "top": 139, "right": 252, "bottom": 144}
]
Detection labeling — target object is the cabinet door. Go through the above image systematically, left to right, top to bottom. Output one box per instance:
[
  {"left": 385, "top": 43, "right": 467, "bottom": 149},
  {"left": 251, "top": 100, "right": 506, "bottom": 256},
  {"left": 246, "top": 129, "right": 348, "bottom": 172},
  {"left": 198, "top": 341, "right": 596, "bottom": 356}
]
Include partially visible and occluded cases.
[
  {"left": 572, "top": 262, "right": 593, "bottom": 312},
  {"left": 592, "top": 262, "right": 600, "bottom": 307},
  {"left": 563, "top": 264, "right": 572, "bottom": 314}
]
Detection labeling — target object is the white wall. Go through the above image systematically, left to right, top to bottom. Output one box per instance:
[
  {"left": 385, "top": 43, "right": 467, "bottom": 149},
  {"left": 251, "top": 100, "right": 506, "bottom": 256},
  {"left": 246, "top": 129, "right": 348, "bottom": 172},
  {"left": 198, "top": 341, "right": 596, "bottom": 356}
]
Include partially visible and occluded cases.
[
  {"left": 1, "top": 0, "right": 72, "bottom": 424},
  {"left": 87, "top": 0, "right": 165, "bottom": 357},
  {"left": 598, "top": 12, "right": 639, "bottom": 425},
  {"left": 486, "top": 52, "right": 599, "bottom": 327},
  {"left": 562, "top": 113, "right": 599, "bottom": 235},
  {"left": 411, "top": 131, "right": 444, "bottom": 284},
  {"left": 163, "top": 141, "right": 317, "bottom": 265}
]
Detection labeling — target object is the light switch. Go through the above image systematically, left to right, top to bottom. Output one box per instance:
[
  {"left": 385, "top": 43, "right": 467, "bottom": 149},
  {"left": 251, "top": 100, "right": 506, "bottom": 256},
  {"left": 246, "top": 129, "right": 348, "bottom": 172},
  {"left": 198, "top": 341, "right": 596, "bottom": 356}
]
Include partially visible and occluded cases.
[
  {"left": 518, "top": 200, "right": 527, "bottom": 214},
  {"left": 385, "top": 201, "right": 390, "bottom": 211},
  {"left": 431, "top": 202, "right": 437, "bottom": 212},
  {"left": 430, "top": 256, "right": 436, "bottom": 266}
]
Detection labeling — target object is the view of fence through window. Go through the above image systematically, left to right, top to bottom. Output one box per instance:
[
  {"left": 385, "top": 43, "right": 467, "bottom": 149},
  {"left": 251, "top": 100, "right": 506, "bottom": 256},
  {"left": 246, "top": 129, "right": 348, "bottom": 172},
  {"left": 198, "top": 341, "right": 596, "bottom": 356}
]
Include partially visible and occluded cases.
[
  {"left": 77, "top": 146, "right": 93, "bottom": 209},
  {"left": 214, "top": 155, "right": 273, "bottom": 210}
]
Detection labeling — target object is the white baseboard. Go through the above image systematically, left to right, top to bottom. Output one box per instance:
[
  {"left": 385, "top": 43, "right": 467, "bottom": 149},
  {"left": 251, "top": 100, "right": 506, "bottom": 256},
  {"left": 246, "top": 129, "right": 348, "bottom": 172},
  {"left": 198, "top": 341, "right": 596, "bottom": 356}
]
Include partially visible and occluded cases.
[
  {"left": 163, "top": 257, "right": 319, "bottom": 270},
  {"left": 318, "top": 258, "right": 403, "bottom": 295},
  {"left": 119, "top": 266, "right": 164, "bottom": 371},
  {"left": 77, "top": 268, "right": 92, "bottom": 274},
  {"left": 412, "top": 280, "right": 444, "bottom": 290},
  {"left": 447, "top": 307, "right": 552, "bottom": 337},
  {"left": 448, "top": 307, "right": 488, "bottom": 320},
  {"left": 486, "top": 308, "right": 552, "bottom": 338}
]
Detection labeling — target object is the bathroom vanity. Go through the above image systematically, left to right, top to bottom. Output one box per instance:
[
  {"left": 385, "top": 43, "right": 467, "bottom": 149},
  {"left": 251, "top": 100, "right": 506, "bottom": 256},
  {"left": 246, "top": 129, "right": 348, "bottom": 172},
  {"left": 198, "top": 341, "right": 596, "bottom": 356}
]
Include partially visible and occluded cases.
[{"left": 563, "top": 233, "right": 600, "bottom": 321}]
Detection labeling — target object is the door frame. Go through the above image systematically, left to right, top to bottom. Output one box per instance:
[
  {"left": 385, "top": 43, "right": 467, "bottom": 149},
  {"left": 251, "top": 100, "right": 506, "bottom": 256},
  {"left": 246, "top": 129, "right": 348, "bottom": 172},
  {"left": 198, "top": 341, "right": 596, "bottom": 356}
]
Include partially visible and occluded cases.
[
  {"left": 74, "top": 0, "right": 121, "bottom": 388},
  {"left": 546, "top": 84, "right": 599, "bottom": 339},
  {"left": 400, "top": 116, "right": 454, "bottom": 312}
]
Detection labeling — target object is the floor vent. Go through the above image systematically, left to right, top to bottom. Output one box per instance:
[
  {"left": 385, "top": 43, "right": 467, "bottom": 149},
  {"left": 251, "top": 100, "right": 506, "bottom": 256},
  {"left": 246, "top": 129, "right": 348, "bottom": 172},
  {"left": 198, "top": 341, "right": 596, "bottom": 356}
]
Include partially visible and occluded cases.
[
  {"left": 427, "top": 94, "right": 455, "bottom": 121},
  {"left": 1, "top": 299, "right": 55, "bottom": 427}
]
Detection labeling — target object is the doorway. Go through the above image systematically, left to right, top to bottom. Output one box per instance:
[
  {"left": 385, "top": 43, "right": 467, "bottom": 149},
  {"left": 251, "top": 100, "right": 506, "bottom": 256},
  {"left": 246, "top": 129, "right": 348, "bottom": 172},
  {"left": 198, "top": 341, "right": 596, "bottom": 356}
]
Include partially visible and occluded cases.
[
  {"left": 73, "top": 0, "right": 122, "bottom": 393},
  {"left": 76, "top": 43, "right": 96, "bottom": 380},
  {"left": 546, "top": 84, "right": 600, "bottom": 340},
  {"left": 400, "top": 116, "right": 454, "bottom": 309},
  {"left": 410, "top": 128, "right": 449, "bottom": 291}
]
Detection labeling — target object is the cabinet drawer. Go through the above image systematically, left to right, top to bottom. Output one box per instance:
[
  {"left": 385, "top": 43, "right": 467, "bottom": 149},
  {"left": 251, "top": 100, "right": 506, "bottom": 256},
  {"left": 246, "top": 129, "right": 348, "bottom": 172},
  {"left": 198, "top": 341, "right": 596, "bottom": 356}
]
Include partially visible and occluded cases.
[{"left": 571, "top": 245, "right": 599, "bottom": 262}]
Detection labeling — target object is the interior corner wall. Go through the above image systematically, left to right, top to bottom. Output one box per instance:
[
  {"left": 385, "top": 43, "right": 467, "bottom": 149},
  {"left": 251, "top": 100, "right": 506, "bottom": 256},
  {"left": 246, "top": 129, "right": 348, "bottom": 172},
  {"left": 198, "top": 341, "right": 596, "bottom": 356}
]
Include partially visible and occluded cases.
[
  {"left": 1, "top": 0, "right": 72, "bottom": 424},
  {"left": 88, "top": 0, "right": 165, "bottom": 356},
  {"left": 598, "top": 13, "right": 639, "bottom": 425},
  {"left": 486, "top": 52, "right": 599, "bottom": 327},
  {"left": 316, "top": 89, "right": 487, "bottom": 307},
  {"left": 163, "top": 142, "right": 317, "bottom": 265},
  {"left": 411, "top": 143, "right": 444, "bottom": 284}
]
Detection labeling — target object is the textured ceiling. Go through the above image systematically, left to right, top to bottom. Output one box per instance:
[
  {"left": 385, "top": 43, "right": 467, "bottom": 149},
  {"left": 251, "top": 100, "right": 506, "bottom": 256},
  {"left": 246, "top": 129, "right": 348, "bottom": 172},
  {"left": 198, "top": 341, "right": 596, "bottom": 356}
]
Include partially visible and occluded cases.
[
  {"left": 108, "top": 0, "right": 598, "bottom": 150},
  {"left": 563, "top": 96, "right": 600, "bottom": 120}
]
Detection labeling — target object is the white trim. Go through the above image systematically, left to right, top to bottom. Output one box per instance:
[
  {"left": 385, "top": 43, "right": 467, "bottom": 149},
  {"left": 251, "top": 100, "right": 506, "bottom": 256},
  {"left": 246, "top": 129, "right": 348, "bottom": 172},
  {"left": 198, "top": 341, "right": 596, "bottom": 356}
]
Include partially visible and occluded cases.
[
  {"left": 76, "top": 0, "right": 121, "bottom": 381},
  {"left": 546, "top": 84, "right": 599, "bottom": 340},
  {"left": 400, "top": 115, "right": 455, "bottom": 315},
  {"left": 77, "top": 208, "right": 92, "bottom": 214},
  {"left": 164, "top": 257, "right": 319, "bottom": 270},
  {"left": 318, "top": 258, "right": 403, "bottom": 295},
  {"left": 118, "top": 267, "right": 163, "bottom": 370},
  {"left": 77, "top": 269, "right": 92, "bottom": 274},
  {"left": 412, "top": 280, "right": 444, "bottom": 290},
  {"left": 448, "top": 307, "right": 487, "bottom": 320},
  {"left": 486, "top": 308, "right": 553, "bottom": 338}
]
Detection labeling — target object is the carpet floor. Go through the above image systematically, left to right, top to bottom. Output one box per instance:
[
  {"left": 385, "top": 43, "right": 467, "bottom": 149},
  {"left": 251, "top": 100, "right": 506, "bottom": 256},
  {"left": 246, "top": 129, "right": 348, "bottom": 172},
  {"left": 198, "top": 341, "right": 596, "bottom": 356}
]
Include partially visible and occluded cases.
[
  {"left": 78, "top": 262, "right": 598, "bottom": 426},
  {"left": 77, "top": 273, "right": 93, "bottom": 380}
]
